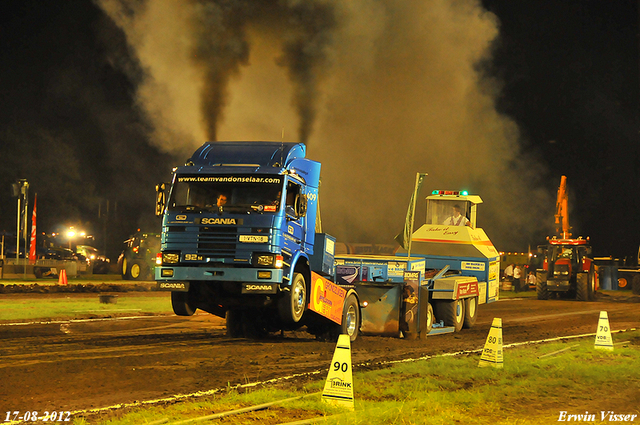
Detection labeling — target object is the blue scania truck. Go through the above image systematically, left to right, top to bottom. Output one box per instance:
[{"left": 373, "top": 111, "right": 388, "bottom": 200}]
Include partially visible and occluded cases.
[{"left": 155, "top": 141, "right": 499, "bottom": 341}]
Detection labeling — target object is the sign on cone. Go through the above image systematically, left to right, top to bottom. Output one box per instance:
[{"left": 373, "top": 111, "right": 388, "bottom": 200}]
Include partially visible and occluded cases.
[
  {"left": 58, "top": 269, "right": 68, "bottom": 286},
  {"left": 594, "top": 311, "right": 613, "bottom": 351},
  {"left": 479, "top": 317, "right": 503, "bottom": 368},
  {"left": 322, "top": 334, "right": 354, "bottom": 410}
]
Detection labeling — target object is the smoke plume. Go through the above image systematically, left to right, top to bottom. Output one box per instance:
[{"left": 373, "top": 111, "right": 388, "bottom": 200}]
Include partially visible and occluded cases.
[{"left": 97, "top": 0, "right": 552, "bottom": 251}]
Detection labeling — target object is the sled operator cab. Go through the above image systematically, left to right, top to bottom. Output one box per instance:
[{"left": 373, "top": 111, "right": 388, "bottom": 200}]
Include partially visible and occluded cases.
[
  {"left": 397, "top": 189, "right": 500, "bottom": 305},
  {"left": 425, "top": 190, "right": 480, "bottom": 228}
]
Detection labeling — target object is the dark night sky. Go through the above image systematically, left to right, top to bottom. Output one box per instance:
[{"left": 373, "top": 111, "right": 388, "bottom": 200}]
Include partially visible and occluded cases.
[
  {"left": 1, "top": 0, "right": 639, "bottom": 260},
  {"left": 482, "top": 0, "right": 640, "bottom": 258}
]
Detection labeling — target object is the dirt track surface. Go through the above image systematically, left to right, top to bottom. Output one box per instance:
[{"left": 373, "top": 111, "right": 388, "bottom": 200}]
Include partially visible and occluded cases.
[{"left": 1, "top": 292, "right": 639, "bottom": 414}]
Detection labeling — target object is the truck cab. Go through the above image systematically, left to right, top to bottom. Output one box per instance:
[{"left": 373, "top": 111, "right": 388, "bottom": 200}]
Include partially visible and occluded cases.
[{"left": 155, "top": 141, "right": 321, "bottom": 332}]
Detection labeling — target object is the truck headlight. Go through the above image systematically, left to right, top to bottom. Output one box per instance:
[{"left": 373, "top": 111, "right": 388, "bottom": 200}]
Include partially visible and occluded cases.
[
  {"left": 162, "top": 252, "right": 180, "bottom": 264},
  {"left": 253, "top": 254, "right": 284, "bottom": 268},
  {"left": 256, "top": 255, "right": 273, "bottom": 266}
]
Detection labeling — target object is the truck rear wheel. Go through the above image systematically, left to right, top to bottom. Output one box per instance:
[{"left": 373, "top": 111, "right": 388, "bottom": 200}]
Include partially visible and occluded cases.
[
  {"left": 536, "top": 271, "right": 549, "bottom": 300},
  {"left": 278, "top": 272, "right": 307, "bottom": 324},
  {"left": 171, "top": 291, "right": 197, "bottom": 316},
  {"left": 340, "top": 294, "right": 360, "bottom": 342},
  {"left": 463, "top": 297, "right": 478, "bottom": 329},
  {"left": 435, "top": 299, "right": 465, "bottom": 332},
  {"left": 226, "top": 309, "right": 243, "bottom": 338},
  {"left": 242, "top": 310, "right": 268, "bottom": 339}
]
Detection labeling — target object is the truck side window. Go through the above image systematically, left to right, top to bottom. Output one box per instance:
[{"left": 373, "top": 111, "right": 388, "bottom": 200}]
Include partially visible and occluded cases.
[{"left": 286, "top": 182, "right": 300, "bottom": 217}]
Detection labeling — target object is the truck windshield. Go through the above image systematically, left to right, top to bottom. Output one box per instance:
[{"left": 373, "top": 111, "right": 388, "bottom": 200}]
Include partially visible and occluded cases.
[
  {"left": 168, "top": 175, "right": 284, "bottom": 214},
  {"left": 426, "top": 199, "right": 470, "bottom": 226}
]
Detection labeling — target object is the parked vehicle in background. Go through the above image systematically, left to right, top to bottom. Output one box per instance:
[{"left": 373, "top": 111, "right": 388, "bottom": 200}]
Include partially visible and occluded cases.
[
  {"left": 535, "top": 176, "right": 597, "bottom": 301},
  {"left": 118, "top": 232, "right": 160, "bottom": 280},
  {"left": 33, "top": 245, "right": 85, "bottom": 278},
  {"left": 76, "top": 245, "right": 110, "bottom": 274},
  {"left": 617, "top": 246, "right": 640, "bottom": 294}
]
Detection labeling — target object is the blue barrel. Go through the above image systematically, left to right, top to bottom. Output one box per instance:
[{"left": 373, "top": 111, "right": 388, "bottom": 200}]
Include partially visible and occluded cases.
[{"left": 599, "top": 266, "right": 618, "bottom": 290}]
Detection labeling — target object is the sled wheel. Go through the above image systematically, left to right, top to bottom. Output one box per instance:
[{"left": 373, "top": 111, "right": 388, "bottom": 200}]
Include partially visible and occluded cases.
[
  {"left": 463, "top": 297, "right": 478, "bottom": 329},
  {"left": 436, "top": 299, "right": 465, "bottom": 332},
  {"left": 422, "top": 302, "right": 434, "bottom": 337}
]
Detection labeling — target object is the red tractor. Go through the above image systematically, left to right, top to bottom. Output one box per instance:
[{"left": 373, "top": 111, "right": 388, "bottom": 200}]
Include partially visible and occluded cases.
[{"left": 535, "top": 176, "right": 598, "bottom": 301}]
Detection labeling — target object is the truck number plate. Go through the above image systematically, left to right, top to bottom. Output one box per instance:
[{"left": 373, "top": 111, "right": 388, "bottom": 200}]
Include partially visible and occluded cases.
[{"left": 239, "top": 235, "right": 268, "bottom": 243}]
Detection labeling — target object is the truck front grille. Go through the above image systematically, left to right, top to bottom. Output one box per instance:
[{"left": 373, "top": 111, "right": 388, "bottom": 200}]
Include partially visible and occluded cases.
[{"left": 197, "top": 226, "right": 238, "bottom": 258}]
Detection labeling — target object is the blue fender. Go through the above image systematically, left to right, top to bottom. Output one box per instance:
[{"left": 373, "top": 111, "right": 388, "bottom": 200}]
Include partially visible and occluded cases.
[{"left": 287, "top": 251, "right": 311, "bottom": 286}]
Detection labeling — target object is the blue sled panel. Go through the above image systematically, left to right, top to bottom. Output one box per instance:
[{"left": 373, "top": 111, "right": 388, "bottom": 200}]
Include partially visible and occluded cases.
[{"left": 428, "top": 326, "right": 456, "bottom": 335}]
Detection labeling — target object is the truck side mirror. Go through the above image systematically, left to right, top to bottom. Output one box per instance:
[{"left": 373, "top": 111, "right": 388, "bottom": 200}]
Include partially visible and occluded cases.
[
  {"left": 155, "top": 183, "right": 167, "bottom": 217},
  {"left": 295, "top": 194, "right": 307, "bottom": 217}
]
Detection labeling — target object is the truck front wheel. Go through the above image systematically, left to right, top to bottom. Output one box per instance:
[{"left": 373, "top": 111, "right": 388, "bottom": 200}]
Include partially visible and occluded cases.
[
  {"left": 278, "top": 272, "right": 307, "bottom": 324},
  {"left": 171, "top": 291, "right": 197, "bottom": 316},
  {"left": 435, "top": 299, "right": 465, "bottom": 332}
]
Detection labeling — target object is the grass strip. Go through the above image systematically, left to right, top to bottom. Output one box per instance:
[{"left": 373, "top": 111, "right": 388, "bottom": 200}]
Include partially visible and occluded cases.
[
  {"left": 0, "top": 294, "right": 172, "bottom": 321},
  {"left": 70, "top": 330, "right": 640, "bottom": 425}
]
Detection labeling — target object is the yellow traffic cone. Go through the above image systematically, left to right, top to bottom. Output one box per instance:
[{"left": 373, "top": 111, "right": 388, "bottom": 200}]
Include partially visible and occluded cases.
[
  {"left": 594, "top": 311, "right": 613, "bottom": 351},
  {"left": 479, "top": 318, "right": 503, "bottom": 368},
  {"left": 322, "top": 334, "right": 354, "bottom": 410}
]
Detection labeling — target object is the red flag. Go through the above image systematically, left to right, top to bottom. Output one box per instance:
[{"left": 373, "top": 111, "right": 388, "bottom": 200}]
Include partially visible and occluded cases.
[{"left": 29, "top": 194, "right": 37, "bottom": 263}]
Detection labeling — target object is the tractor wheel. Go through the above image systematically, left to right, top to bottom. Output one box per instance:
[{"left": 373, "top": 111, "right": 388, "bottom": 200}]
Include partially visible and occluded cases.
[
  {"left": 122, "top": 257, "right": 131, "bottom": 280},
  {"left": 130, "top": 260, "right": 148, "bottom": 280},
  {"left": 588, "top": 266, "right": 597, "bottom": 301},
  {"left": 576, "top": 269, "right": 596, "bottom": 301},
  {"left": 536, "top": 271, "right": 549, "bottom": 300},
  {"left": 278, "top": 272, "right": 307, "bottom": 324},
  {"left": 576, "top": 273, "right": 588, "bottom": 301},
  {"left": 171, "top": 290, "right": 197, "bottom": 316},
  {"left": 340, "top": 294, "right": 360, "bottom": 342},
  {"left": 463, "top": 297, "right": 478, "bottom": 329},
  {"left": 435, "top": 299, "right": 465, "bottom": 332},
  {"left": 226, "top": 309, "right": 244, "bottom": 338}
]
